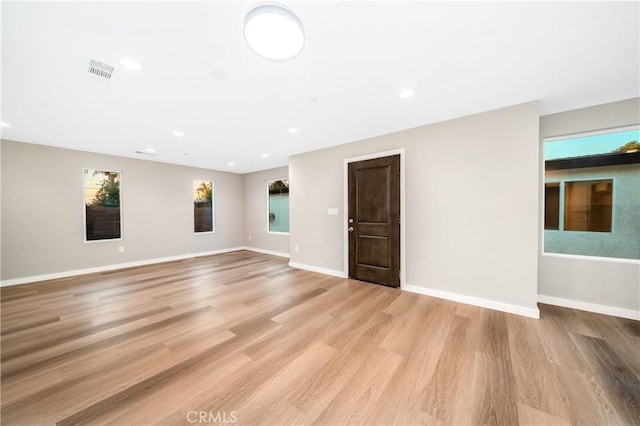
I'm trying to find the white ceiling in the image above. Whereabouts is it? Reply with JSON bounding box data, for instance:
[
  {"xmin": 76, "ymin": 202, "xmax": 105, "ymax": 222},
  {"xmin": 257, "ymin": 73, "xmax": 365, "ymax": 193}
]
[{"xmin": 2, "ymin": 1, "xmax": 638, "ymax": 174}]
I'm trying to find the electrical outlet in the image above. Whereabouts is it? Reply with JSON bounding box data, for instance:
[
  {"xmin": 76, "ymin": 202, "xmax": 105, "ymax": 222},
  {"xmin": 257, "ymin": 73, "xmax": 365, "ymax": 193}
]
[
  {"xmin": 248, "ymin": 235, "xmax": 252, "ymax": 240},
  {"xmin": 294, "ymin": 244, "xmax": 300, "ymax": 253},
  {"xmin": 118, "ymin": 246, "xmax": 125, "ymax": 253}
]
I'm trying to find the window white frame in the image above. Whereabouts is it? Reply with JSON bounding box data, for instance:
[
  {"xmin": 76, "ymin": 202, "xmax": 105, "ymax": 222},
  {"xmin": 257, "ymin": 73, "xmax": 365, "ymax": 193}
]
[
  {"xmin": 541, "ymin": 125, "xmax": 640, "ymax": 263},
  {"xmin": 266, "ymin": 177, "xmax": 289, "ymax": 235},
  {"xmin": 83, "ymin": 168, "xmax": 123, "ymax": 243},
  {"xmin": 193, "ymin": 179, "xmax": 215, "ymax": 234},
  {"xmin": 543, "ymin": 124, "xmax": 639, "ymax": 143}
]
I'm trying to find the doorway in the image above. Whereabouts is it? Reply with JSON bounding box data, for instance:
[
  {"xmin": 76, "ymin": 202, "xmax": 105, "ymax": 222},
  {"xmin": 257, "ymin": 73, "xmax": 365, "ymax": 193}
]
[{"xmin": 346, "ymin": 153, "xmax": 401, "ymax": 287}]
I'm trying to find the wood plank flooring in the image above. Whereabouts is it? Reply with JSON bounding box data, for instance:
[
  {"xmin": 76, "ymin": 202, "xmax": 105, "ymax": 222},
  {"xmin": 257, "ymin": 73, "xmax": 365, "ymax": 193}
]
[{"xmin": 1, "ymin": 250, "xmax": 639, "ymax": 425}]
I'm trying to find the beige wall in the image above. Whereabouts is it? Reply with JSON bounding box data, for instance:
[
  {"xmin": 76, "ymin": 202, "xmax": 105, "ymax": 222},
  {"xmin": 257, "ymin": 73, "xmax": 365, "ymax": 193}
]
[
  {"xmin": 4, "ymin": 98, "xmax": 636, "ymax": 319},
  {"xmin": 289, "ymin": 102, "xmax": 540, "ymax": 315},
  {"xmin": 243, "ymin": 166, "xmax": 289, "ymax": 255},
  {"xmin": 539, "ymin": 98, "xmax": 640, "ymax": 317},
  {"xmin": 1, "ymin": 140, "xmax": 244, "ymax": 281}
]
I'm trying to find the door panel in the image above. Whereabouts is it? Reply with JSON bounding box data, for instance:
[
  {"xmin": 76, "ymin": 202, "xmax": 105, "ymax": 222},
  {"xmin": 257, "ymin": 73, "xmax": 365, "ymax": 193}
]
[
  {"xmin": 348, "ymin": 154, "xmax": 400, "ymax": 287},
  {"xmin": 357, "ymin": 235, "xmax": 390, "ymax": 268}
]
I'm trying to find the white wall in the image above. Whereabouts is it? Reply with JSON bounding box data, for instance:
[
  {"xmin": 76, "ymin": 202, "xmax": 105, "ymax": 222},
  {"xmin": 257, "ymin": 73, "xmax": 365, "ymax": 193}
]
[
  {"xmin": 242, "ymin": 166, "xmax": 289, "ymax": 256},
  {"xmin": 289, "ymin": 102, "xmax": 541, "ymax": 318},
  {"xmin": 539, "ymin": 98, "xmax": 640, "ymax": 320},
  {"xmin": 1, "ymin": 140, "xmax": 245, "ymax": 283}
]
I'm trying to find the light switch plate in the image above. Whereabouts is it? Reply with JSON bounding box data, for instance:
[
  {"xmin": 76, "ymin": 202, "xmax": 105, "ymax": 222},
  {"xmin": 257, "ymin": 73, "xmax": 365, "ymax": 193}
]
[{"xmin": 328, "ymin": 208, "xmax": 338, "ymax": 216}]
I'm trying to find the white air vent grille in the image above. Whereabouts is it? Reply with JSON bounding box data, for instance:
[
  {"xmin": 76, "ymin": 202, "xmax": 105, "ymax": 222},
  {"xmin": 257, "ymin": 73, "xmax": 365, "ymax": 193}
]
[{"xmin": 88, "ymin": 60, "xmax": 114, "ymax": 79}]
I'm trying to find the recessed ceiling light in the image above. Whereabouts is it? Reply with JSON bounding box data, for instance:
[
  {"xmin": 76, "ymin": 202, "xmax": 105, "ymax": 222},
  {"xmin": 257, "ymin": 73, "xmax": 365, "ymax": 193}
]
[
  {"xmin": 172, "ymin": 130, "xmax": 184, "ymax": 138},
  {"xmin": 145, "ymin": 148, "xmax": 156, "ymax": 153},
  {"xmin": 0, "ymin": 122, "xmax": 11, "ymax": 128},
  {"xmin": 120, "ymin": 58, "xmax": 142, "ymax": 72},
  {"xmin": 288, "ymin": 127, "xmax": 299, "ymax": 134},
  {"xmin": 210, "ymin": 70, "xmax": 227, "ymax": 80},
  {"xmin": 244, "ymin": 5, "xmax": 304, "ymax": 61},
  {"xmin": 227, "ymin": 162, "xmax": 235, "ymax": 167},
  {"xmin": 262, "ymin": 153, "xmax": 270, "ymax": 158},
  {"xmin": 399, "ymin": 88, "xmax": 415, "ymax": 98}
]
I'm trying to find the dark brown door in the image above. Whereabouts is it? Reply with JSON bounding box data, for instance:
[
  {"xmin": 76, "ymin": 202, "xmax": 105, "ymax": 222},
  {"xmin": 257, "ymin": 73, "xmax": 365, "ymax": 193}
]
[{"xmin": 348, "ymin": 154, "xmax": 400, "ymax": 287}]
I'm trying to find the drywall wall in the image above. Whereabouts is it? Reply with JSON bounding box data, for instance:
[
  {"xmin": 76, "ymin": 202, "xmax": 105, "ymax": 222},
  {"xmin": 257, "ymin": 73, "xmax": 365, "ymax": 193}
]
[
  {"xmin": 539, "ymin": 98, "xmax": 640, "ymax": 319},
  {"xmin": 243, "ymin": 166, "xmax": 289, "ymax": 256},
  {"xmin": 1, "ymin": 140, "xmax": 244, "ymax": 282},
  {"xmin": 289, "ymin": 101, "xmax": 540, "ymax": 317}
]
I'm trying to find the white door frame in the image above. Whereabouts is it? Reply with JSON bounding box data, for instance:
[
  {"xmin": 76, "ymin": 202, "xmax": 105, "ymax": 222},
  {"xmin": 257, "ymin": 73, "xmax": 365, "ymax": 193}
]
[{"xmin": 343, "ymin": 148, "xmax": 406, "ymax": 287}]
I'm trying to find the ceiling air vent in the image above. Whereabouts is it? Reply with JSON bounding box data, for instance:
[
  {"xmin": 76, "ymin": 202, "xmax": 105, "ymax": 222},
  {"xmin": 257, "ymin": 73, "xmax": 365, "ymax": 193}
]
[{"xmin": 88, "ymin": 60, "xmax": 114, "ymax": 79}]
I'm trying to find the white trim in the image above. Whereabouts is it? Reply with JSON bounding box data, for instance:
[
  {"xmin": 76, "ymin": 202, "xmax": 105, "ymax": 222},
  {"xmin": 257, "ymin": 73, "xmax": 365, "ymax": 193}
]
[
  {"xmin": 284, "ymin": 263, "xmax": 540, "ymax": 319},
  {"xmin": 242, "ymin": 246, "xmax": 290, "ymax": 258},
  {"xmin": 541, "ymin": 252, "xmax": 640, "ymax": 264},
  {"xmin": 288, "ymin": 261, "xmax": 348, "ymax": 278},
  {"xmin": 538, "ymin": 294, "xmax": 639, "ymax": 321},
  {"xmin": 402, "ymin": 284, "xmax": 541, "ymax": 319},
  {"xmin": 0, "ymin": 247, "xmax": 245, "ymax": 287},
  {"xmin": 343, "ymin": 148, "xmax": 406, "ymax": 285},
  {"xmin": 542, "ymin": 123, "xmax": 639, "ymax": 143}
]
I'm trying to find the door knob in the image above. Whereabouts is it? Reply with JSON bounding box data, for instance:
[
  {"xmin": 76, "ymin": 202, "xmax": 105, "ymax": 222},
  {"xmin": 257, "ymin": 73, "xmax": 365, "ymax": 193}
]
[
  {"xmin": 348, "ymin": 218, "xmax": 354, "ymax": 223},
  {"xmin": 348, "ymin": 227, "xmax": 354, "ymax": 232}
]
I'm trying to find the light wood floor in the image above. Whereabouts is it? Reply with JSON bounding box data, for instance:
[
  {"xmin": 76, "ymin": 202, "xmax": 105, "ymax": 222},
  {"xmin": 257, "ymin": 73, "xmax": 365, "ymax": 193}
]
[{"xmin": 1, "ymin": 251, "xmax": 638, "ymax": 426}]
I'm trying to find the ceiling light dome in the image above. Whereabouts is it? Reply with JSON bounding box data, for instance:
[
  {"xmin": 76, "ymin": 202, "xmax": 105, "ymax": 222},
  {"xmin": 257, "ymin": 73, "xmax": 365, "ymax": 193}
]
[{"xmin": 244, "ymin": 4, "xmax": 304, "ymax": 61}]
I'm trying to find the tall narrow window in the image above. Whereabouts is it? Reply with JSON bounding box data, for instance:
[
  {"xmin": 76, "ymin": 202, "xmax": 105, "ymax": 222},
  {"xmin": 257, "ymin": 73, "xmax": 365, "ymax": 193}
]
[
  {"xmin": 193, "ymin": 180, "xmax": 214, "ymax": 233},
  {"xmin": 564, "ymin": 180, "xmax": 612, "ymax": 232},
  {"xmin": 84, "ymin": 169, "xmax": 121, "ymax": 241},
  {"xmin": 544, "ymin": 183, "xmax": 560, "ymax": 230},
  {"xmin": 268, "ymin": 178, "xmax": 289, "ymax": 233}
]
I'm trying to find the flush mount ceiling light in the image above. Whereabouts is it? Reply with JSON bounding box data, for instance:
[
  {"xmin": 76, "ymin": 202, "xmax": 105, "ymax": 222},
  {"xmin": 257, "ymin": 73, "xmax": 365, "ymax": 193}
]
[
  {"xmin": 399, "ymin": 88, "xmax": 415, "ymax": 98},
  {"xmin": 172, "ymin": 130, "xmax": 184, "ymax": 138},
  {"xmin": 0, "ymin": 122, "xmax": 11, "ymax": 128},
  {"xmin": 244, "ymin": 4, "xmax": 304, "ymax": 61},
  {"xmin": 288, "ymin": 127, "xmax": 299, "ymax": 134}
]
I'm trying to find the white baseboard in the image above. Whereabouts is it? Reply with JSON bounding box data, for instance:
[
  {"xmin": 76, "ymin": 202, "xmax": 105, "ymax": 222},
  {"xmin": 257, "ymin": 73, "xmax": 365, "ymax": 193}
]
[
  {"xmin": 288, "ymin": 262, "xmax": 348, "ymax": 278},
  {"xmin": 403, "ymin": 284, "xmax": 541, "ymax": 319},
  {"xmin": 242, "ymin": 246, "xmax": 290, "ymax": 258},
  {"xmin": 283, "ymin": 265, "xmax": 539, "ymax": 319},
  {"xmin": 0, "ymin": 247, "xmax": 246, "ymax": 287},
  {"xmin": 538, "ymin": 294, "xmax": 640, "ymax": 321}
]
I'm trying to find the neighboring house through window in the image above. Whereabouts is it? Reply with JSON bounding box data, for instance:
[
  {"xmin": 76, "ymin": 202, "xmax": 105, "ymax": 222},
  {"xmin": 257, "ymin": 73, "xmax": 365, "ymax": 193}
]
[{"xmin": 543, "ymin": 126, "xmax": 640, "ymax": 260}]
